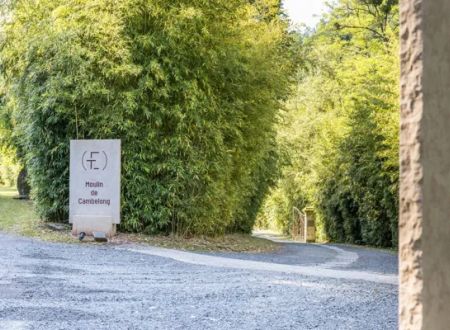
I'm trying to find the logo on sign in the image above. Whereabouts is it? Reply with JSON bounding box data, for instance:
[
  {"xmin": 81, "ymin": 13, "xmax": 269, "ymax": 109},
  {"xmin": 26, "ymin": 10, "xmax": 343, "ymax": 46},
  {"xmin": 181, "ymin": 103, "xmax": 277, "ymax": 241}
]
[{"xmin": 82, "ymin": 151, "xmax": 108, "ymax": 171}]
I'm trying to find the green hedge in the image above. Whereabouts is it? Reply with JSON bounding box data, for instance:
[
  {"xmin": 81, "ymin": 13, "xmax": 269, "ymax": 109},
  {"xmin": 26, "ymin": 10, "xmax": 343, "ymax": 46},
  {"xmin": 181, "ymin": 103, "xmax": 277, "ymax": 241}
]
[{"xmin": 1, "ymin": 0, "xmax": 293, "ymax": 235}]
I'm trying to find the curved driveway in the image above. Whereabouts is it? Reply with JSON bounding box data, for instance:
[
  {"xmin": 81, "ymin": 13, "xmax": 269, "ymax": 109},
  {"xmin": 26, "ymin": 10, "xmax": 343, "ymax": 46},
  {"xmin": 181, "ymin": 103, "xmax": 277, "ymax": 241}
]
[{"xmin": 0, "ymin": 232, "xmax": 398, "ymax": 330}]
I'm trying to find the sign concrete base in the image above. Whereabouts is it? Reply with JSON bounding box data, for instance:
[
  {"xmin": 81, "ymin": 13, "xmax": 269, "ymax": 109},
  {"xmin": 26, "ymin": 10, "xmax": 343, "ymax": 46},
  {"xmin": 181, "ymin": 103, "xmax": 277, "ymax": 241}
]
[{"xmin": 71, "ymin": 215, "xmax": 116, "ymax": 238}]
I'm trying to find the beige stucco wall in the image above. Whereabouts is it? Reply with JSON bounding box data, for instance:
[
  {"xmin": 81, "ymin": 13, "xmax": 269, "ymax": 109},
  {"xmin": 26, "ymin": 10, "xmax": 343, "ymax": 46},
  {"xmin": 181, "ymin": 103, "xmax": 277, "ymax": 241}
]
[{"xmin": 400, "ymin": 0, "xmax": 450, "ymax": 329}]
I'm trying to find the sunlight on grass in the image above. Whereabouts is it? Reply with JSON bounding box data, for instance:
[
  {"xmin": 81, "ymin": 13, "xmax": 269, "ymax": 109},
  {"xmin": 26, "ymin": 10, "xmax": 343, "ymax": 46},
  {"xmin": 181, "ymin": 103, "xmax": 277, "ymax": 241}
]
[
  {"xmin": 0, "ymin": 185, "xmax": 279, "ymax": 252},
  {"xmin": 0, "ymin": 185, "xmax": 74, "ymax": 242},
  {"xmin": 0, "ymin": 185, "xmax": 37, "ymax": 233}
]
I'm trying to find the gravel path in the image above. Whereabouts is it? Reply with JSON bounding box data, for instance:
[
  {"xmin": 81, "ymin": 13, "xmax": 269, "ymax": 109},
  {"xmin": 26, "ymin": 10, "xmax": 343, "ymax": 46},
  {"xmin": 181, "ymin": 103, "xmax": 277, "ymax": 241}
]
[{"xmin": 0, "ymin": 232, "xmax": 398, "ymax": 330}]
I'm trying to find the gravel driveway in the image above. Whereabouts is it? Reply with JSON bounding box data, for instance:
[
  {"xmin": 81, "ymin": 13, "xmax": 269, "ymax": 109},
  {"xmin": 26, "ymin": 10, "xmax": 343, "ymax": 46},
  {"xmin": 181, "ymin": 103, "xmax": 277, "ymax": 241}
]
[{"xmin": 0, "ymin": 232, "xmax": 398, "ymax": 330}]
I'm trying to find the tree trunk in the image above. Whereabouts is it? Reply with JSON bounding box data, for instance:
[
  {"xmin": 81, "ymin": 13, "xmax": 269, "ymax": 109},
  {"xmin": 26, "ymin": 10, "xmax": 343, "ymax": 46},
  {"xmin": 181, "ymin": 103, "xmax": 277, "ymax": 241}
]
[{"xmin": 16, "ymin": 168, "xmax": 30, "ymax": 199}]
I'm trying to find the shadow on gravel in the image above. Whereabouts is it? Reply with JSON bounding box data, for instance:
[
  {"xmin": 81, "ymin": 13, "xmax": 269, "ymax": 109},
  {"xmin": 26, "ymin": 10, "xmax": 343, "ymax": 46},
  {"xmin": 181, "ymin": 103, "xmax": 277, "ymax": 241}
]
[
  {"xmin": 22, "ymin": 252, "xmax": 68, "ymax": 261},
  {"xmin": 201, "ymin": 243, "xmax": 338, "ymax": 266},
  {"xmin": 0, "ymin": 307, "xmax": 98, "ymax": 322},
  {"xmin": 199, "ymin": 242, "xmax": 398, "ymax": 275},
  {"xmin": 328, "ymin": 244, "xmax": 398, "ymax": 274}
]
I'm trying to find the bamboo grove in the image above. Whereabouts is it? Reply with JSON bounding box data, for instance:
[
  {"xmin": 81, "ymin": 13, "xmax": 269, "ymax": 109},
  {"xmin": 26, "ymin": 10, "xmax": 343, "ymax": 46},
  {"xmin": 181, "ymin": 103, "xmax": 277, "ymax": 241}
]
[
  {"xmin": 258, "ymin": 0, "xmax": 399, "ymax": 247},
  {"xmin": 0, "ymin": 0, "xmax": 400, "ymax": 246}
]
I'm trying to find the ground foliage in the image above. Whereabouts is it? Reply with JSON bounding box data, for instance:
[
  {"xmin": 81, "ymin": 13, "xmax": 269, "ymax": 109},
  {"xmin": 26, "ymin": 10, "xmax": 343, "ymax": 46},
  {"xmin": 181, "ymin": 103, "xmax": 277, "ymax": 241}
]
[
  {"xmin": 258, "ymin": 0, "xmax": 399, "ymax": 247},
  {"xmin": 0, "ymin": 0, "xmax": 294, "ymax": 235}
]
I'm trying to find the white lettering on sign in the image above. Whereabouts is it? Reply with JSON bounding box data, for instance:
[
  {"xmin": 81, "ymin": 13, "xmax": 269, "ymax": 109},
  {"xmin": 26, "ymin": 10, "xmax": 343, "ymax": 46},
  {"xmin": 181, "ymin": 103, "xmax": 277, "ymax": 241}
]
[{"xmin": 69, "ymin": 140, "xmax": 121, "ymax": 224}]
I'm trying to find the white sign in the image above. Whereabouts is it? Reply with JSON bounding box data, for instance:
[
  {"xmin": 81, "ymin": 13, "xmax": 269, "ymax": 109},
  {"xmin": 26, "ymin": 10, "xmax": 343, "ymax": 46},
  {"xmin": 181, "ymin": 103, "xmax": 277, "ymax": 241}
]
[{"xmin": 69, "ymin": 140, "xmax": 121, "ymax": 224}]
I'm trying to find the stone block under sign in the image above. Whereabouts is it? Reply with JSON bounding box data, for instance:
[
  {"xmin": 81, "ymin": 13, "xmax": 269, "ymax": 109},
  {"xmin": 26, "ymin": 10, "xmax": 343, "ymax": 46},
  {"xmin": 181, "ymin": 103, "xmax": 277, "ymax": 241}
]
[{"xmin": 69, "ymin": 140, "xmax": 121, "ymax": 238}]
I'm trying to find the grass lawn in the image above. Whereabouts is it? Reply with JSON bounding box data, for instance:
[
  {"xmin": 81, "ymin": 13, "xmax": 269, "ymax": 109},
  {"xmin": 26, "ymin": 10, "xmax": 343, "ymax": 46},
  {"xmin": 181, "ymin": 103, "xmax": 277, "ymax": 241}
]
[
  {"xmin": 0, "ymin": 185, "xmax": 40, "ymax": 234},
  {"xmin": 0, "ymin": 185, "xmax": 280, "ymax": 253}
]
